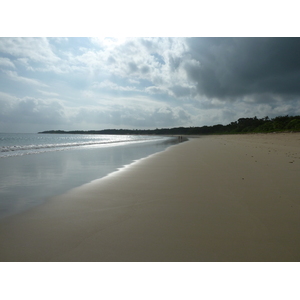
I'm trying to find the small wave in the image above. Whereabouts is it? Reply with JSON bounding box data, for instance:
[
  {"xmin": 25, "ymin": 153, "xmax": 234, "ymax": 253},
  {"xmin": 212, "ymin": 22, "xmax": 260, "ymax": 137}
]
[
  {"xmin": 1, "ymin": 141, "xmax": 118, "ymax": 152},
  {"xmin": 0, "ymin": 136, "xmax": 169, "ymax": 158}
]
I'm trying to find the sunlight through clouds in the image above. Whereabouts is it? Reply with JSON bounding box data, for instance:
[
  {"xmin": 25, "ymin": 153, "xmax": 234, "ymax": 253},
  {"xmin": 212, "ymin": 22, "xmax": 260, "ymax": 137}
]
[{"xmin": 1, "ymin": 37, "xmax": 300, "ymax": 132}]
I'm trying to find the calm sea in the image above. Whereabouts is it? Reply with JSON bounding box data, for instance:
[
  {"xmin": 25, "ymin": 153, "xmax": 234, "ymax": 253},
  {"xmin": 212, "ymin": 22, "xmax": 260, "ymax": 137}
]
[{"xmin": 0, "ymin": 133, "xmax": 180, "ymax": 219}]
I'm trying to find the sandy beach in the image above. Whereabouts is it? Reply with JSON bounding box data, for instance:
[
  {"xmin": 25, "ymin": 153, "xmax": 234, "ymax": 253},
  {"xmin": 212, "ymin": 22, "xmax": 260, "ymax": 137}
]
[{"xmin": 1, "ymin": 133, "xmax": 300, "ymax": 262}]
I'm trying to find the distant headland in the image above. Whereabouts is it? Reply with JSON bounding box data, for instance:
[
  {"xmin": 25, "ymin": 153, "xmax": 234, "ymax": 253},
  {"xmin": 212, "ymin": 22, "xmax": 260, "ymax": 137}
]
[{"xmin": 39, "ymin": 115, "xmax": 300, "ymax": 135}]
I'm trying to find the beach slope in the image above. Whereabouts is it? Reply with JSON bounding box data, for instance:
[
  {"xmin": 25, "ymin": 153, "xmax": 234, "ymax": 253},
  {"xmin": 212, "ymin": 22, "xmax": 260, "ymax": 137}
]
[{"xmin": 1, "ymin": 133, "xmax": 300, "ymax": 261}]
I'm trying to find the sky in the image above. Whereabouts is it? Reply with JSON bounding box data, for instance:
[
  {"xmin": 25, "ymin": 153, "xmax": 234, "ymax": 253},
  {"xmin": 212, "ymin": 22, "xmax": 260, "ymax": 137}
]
[{"xmin": 1, "ymin": 37, "xmax": 300, "ymax": 133}]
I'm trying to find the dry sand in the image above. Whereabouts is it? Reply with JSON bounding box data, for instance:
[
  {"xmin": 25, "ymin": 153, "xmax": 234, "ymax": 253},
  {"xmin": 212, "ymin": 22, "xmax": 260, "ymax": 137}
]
[{"xmin": 1, "ymin": 133, "xmax": 300, "ymax": 262}]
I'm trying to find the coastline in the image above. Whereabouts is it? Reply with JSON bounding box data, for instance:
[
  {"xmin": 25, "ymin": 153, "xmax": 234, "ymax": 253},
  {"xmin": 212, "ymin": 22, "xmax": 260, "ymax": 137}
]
[
  {"xmin": 1, "ymin": 133, "xmax": 300, "ymax": 261},
  {"xmin": 0, "ymin": 134, "xmax": 178, "ymax": 219}
]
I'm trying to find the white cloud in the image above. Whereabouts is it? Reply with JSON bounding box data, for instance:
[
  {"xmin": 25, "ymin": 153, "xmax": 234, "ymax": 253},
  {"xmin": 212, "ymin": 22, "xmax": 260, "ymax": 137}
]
[
  {"xmin": 77, "ymin": 38, "xmax": 194, "ymax": 99},
  {"xmin": 0, "ymin": 93, "xmax": 67, "ymax": 132},
  {"xmin": 16, "ymin": 58, "xmax": 35, "ymax": 71},
  {"xmin": 3, "ymin": 70, "xmax": 48, "ymax": 87},
  {"xmin": 145, "ymin": 86, "xmax": 169, "ymax": 95},
  {"xmin": 92, "ymin": 80, "xmax": 141, "ymax": 92},
  {"xmin": 0, "ymin": 92, "xmax": 18, "ymax": 114},
  {"xmin": 0, "ymin": 57, "xmax": 15, "ymax": 69},
  {"xmin": 37, "ymin": 90, "xmax": 60, "ymax": 97},
  {"xmin": 0, "ymin": 37, "xmax": 60, "ymax": 64},
  {"xmin": 90, "ymin": 37, "xmax": 129, "ymax": 50},
  {"xmin": 0, "ymin": 38, "xmax": 196, "ymax": 100}
]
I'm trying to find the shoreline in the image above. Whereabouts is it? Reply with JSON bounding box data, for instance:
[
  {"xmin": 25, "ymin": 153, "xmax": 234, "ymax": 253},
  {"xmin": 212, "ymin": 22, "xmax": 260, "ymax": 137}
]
[
  {"xmin": 1, "ymin": 133, "xmax": 300, "ymax": 261},
  {"xmin": 0, "ymin": 135, "xmax": 179, "ymax": 220}
]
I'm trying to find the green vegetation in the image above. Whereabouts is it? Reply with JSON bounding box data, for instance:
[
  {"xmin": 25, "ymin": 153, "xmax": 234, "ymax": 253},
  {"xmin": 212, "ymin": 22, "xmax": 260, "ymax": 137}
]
[{"xmin": 39, "ymin": 115, "xmax": 300, "ymax": 135}]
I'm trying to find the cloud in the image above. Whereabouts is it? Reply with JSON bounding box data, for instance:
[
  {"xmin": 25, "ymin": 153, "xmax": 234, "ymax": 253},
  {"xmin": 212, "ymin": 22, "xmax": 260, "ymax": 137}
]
[
  {"xmin": 86, "ymin": 38, "xmax": 191, "ymax": 94},
  {"xmin": 0, "ymin": 37, "xmax": 60, "ymax": 64},
  {"xmin": 145, "ymin": 86, "xmax": 169, "ymax": 95},
  {"xmin": 185, "ymin": 37, "xmax": 300, "ymax": 99},
  {"xmin": 0, "ymin": 92, "xmax": 19, "ymax": 114},
  {"xmin": 0, "ymin": 57, "xmax": 15, "ymax": 69},
  {"xmin": 3, "ymin": 70, "xmax": 48, "ymax": 87},
  {"xmin": 169, "ymin": 85, "xmax": 197, "ymax": 98},
  {"xmin": 37, "ymin": 90, "xmax": 60, "ymax": 97},
  {"xmin": 152, "ymin": 106, "xmax": 191, "ymax": 127},
  {"xmin": 16, "ymin": 58, "xmax": 35, "ymax": 71},
  {"xmin": 1, "ymin": 37, "xmax": 300, "ymax": 132},
  {"xmin": 92, "ymin": 80, "xmax": 141, "ymax": 92},
  {"xmin": 0, "ymin": 93, "xmax": 66, "ymax": 132},
  {"xmin": 73, "ymin": 104, "xmax": 192, "ymax": 129}
]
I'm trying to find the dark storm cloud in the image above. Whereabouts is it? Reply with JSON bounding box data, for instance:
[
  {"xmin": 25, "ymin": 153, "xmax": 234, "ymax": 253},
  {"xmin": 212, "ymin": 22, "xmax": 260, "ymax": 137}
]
[{"xmin": 185, "ymin": 37, "xmax": 300, "ymax": 99}]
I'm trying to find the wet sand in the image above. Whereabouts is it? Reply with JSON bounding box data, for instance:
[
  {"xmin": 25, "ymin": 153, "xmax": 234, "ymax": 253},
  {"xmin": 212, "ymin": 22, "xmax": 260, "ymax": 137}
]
[{"xmin": 1, "ymin": 133, "xmax": 300, "ymax": 261}]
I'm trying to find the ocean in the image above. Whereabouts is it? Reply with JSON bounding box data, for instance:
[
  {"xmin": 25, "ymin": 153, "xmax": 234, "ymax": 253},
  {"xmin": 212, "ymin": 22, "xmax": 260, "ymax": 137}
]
[{"xmin": 0, "ymin": 133, "xmax": 180, "ymax": 219}]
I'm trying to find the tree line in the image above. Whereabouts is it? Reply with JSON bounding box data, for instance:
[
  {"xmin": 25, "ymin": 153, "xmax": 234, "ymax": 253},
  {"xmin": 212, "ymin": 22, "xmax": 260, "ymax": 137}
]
[{"xmin": 39, "ymin": 115, "xmax": 300, "ymax": 135}]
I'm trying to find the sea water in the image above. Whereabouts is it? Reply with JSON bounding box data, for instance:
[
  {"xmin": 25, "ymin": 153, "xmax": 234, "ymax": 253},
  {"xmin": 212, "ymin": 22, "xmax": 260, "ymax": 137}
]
[{"xmin": 0, "ymin": 133, "xmax": 180, "ymax": 219}]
